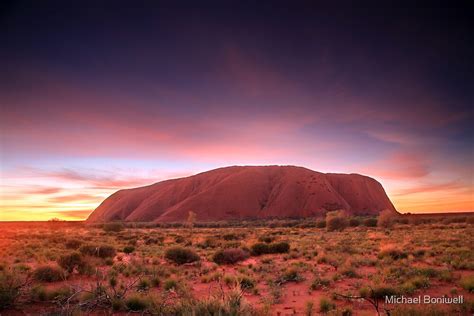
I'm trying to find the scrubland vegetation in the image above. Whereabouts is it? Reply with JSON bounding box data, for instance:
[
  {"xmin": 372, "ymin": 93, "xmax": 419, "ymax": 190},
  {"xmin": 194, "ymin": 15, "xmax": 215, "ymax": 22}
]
[{"xmin": 0, "ymin": 213, "xmax": 473, "ymax": 315}]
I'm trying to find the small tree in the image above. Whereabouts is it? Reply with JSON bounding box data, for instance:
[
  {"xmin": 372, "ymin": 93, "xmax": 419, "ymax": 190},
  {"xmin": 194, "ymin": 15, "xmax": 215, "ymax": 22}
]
[
  {"xmin": 326, "ymin": 211, "xmax": 348, "ymax": 232},
  {"xmin": 186, "ymin": 211, "xmax": 196, "ymax": 237},
  {"xmin": 378, "ymin": 210, "xmax": 396, "ymax": 229}
]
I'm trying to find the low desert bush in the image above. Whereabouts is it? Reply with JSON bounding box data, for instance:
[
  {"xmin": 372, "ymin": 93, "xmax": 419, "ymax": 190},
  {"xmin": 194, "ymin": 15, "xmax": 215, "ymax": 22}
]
[
  {"xmin": 80, "ymin": 244, "xmax": 116, "ymax": 258},
  {"xmin": 238, "ymin": 275, "xmax": 256, "ymax": 290},
  {"xmin": 326, "ymin": 211, "xmax": 348, "ymax": 231},
  {"xmin": 137, "ymin": 278, "xmax": 151, "ymax": 291},
  {"xmin": 213, "ymin": 248, "xmax": 249, "ymax": 265},
  {"xmin": 65, "ymin": 239, "xmax": 82, "ymax": 249},
  {"xmin": 103, "ymin": 222, "xmax": 124, "ymax": 233},
  {"xmin": 364, "ymin": 218, "xmax": 378, "ymax": 227},
  {"xmin": 319, "ymin": 297, "xmax": 335, "ymax": 313},
  {"xmin": 165, "ymin": 247, "xmax": 200, "ymax": 265},
  {"xmin": 163, "ymin": 278, "xmax": 179, "ymax": 291},
  {"xmin": 378, "ymin": 247, "xmax": 408, "ymax": 260},
  {"xmin": 277, "ymin": 268, "xmax": 304, "ymax": 284},
  {"xmin": 197, "ymin": 237, "xmax": 220, "ymax": 249},
  {"xmin": 271, "ymin": 242, "xmax": 290, "ymax": 253},
  {"xmin": 341, "ymin": 267, "xmax": 360, "ymax": 278},
  {"xmin": 125, "ymin": 294, "xmax": 149, "ymax": 311},
  {"xmin": 0, "ymin": 272, "xmax": 23, "ymax": 309},
  {"xmin": 310, "ymin": 276, "xmax": 331, "ymax": 290},
  {"xmin": 378, "ymin": 210, "xmax": 397, "ymax": 228},
  {"xmin": 349, "ymin": 217, "xmax": 360, "ymax": 227},
  {"xmin": 359, "ymin": 285, "xmax": 398, "ymax": 300},
  {"xmin": 30, "ymin": 285, "xmax": 72, "ymax": 302},
  {"xmin": 33, "ymin": 265, "xmax": 65, "ymax": 282},
  {"xmin": 258, "ymin": 235, "xmax": 275, "ymax": 243},
  {"xmin": 316, "ymin": 220, "xmax": 326, "ymax": 228},
  {"xmin": 123, "ymin": 246, "xmax": 135, "ymax": 254},
  {"xmin": 251, "ymin": 243, "xmax": 269, "ymax": 256},
  {"xmin": 251, "ymin": 242, "xmax": 290, "ymax": 256},
  {"xmin": 177, "ymin": 288, "xmax": 255, "ymax": 315},
  {"xmin": 144, "ymin": 236, "xmax": 164, "ymax": 245},
  {"xmin": 57, "ymin": 252, "xmax": 85, "ymax": 273},
  {"xmin": 460, "ymin": 275, "xmax": 474, "ymax": 292},
  {"xmin": 223, "ymin": 233, "xmax": 244, "ymax": 241},
  {"xmin": 174, "ymin": 235, "xmax": 186, "ymax": 243}
]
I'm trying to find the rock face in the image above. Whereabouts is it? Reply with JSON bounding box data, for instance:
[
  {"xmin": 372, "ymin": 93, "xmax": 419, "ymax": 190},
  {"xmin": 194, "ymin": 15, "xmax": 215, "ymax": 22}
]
[{"xmin": 87, "ymin": 166, "xmax": 397, "ymax": 222}]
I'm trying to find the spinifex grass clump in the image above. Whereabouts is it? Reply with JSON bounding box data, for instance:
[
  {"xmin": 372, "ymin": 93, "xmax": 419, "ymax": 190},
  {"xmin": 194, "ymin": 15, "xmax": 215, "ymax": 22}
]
[
  {"xmin": 213, "ymin": 248, "xmax": 249, "ymax": 265},
  {"xmin": 378, "ymin": 246, "xmax": 408, "ymax": 260},
  {"xmin": 164, "ymin": 247, "xmax": 200, "ymax": 265},
  {"xmin": 325, "ymin": 211, "xmax": 349, "ymax": 231},
  {"xmin": 80, "ymin": 244, "xmax": 116, "ymax": 258},
  {"xmin": 0, "ymin": 271, "xmax": 25, "ymax": 310},
  {"xmin": 57, "ymin": 252, "xmax": 86, "ymax": 273},
  {"xmin": 33, "ymin": 265, "xmax": 65, "ymax": 282},
  {"xmin": 250, "ymin": 242, "xmax": 290, "ymax": 256},
  {"xmin": 103, "ymin": 222, "xmax": 124, "ymax": 233}
]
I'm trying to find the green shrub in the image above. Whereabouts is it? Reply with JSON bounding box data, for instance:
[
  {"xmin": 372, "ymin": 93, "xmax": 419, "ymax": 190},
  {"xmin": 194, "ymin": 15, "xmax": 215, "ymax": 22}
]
[
  {"xmin": 378, "ymin": 247, "xmax": 408, "ymax": 260},
  {"xmin": 258, "ymin": 236, "xmax": 275, "ymax": 243},
  {"xmin": 310, "ymin": 277, "xmax": 331, "ymax": 290},
  {"xmin": 165, "ymin": 247, "xmax": 200, "ymax": 265},
  {"xmin": 360, "ymin": 285, "xmax": 398, "ymax": 300},
  {"xmin": 213, "ymin": 248, "xmax": 249, "ymax": 265},
  {"xmin": 151, "ymin": 277, "xmax": 160, "ymax": 287},
  {"xmin": 43, "ymin": 286, "xmax": 72, "ymax": 301},
  {"xmin": 349, "ymin": 218, "xmax": 360, "ymax": 227},
  {"xmin": 80, "ymin": 244, "xmax": 116, "ymax": 258},
  {"xmin": 319, "ymin": 297, "xmax": 335, "ymax": 313},
  {"xmin": 125, "ymin": 295, "xmax": 149, "ymax": 311},
  {"xmin": 163, "ymin": 279, "xmax": 179, "ymax": 291},
  {"xmin": 460, "ymin": 275, "xmax": 474, "ymax": 292},
  {"xmin": 197, "ymin": 237, "xmax": 220, "ymax": 249},
  {"xmin": 33, "ymin": 265, "xmax": 65, "ymax": 282},
  {"xmin": 238, "ymin": 275, "xmax": 256, "ymax": 290},
  {"xmin": 251, "ymin": 242, "xmax": 290, "ymax": 256},
  {"xmin": 0, "ymin": 272, "xmax": 22, "ymax": 309},
  {"xmin": 326, "ymin": 211, "xmax": 348, "ymax": 231},
  {"xmin": 65, "ymin": 239, "xmax": 82, "ymax": 249},
  {"xmin": 174, "ymin": 235, "xmax": 186, "ymax": 243},
  {"xmin": 123, "ymin": 246, "xmax": 135, "ymax": 254},
  {"xmin": 364, "ymin": 218, "xmax": 378, "ymax": 227},
  {"xmin": 341, "ymin": 267, "xmax": 359, "ymax": 278},
  {"xmin": 270, "ymin": 242, "xmax": 290, "ymax": 253},
  {"xmin": 378, "ymin": 210, "xmax": 396, "ymax": 228},
  {"xmin": 137, "ymin": 278, "xmax": 150, "ymax": 291},
  {"xmin": 277, "ymin": 268, "xmax": 304, "ymax": 284},
  {"xmin": 57, "ymin": 252, "xmax": 85, "ymax": 273},
  {"xmin": 103, "ymin": 222, "xmax": 124, "ymax": 233},
  {"xmin": 316, "ymin": 220, "xmax": 326, "ymax": 228},
  {"xmin": 251, "ymin": 243, "xmax": 270, "ymax": 256},
  {"xmin": 223, "ymin": 233, "xmax": 243, "ymax": 241},
  {"xmin": 30, "ymin": 285, "xmax": 47, "ymax": 301},
  {"xmin": 112, "ymin": 298, "xmax": 126, "ymax": 311}
]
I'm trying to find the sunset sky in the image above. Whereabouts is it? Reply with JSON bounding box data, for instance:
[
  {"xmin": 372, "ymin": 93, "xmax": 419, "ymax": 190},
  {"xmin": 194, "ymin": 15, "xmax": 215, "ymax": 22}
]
[{"xmin": 1, "ymin": 2, "xmax": 473, "ymax": 220}]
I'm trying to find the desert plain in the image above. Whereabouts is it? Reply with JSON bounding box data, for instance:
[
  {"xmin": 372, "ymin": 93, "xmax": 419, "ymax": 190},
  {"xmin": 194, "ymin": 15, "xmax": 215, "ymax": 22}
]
[{"xmin": 0, "ymin": 213, "xmax": 473, "ymax": 315}]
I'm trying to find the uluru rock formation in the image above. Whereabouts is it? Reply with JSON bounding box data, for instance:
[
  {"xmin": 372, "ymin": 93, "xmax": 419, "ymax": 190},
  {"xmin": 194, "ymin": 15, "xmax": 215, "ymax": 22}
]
[{"xmin": 87, "ymin": 166, "xmax": 397, "ymax": 222}]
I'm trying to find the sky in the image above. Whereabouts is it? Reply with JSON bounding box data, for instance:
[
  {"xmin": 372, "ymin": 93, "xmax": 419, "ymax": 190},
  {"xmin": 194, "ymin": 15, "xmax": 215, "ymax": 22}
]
[{"xmin": 1, "ymin": 2, "xmax": 473, "ymax": 220}]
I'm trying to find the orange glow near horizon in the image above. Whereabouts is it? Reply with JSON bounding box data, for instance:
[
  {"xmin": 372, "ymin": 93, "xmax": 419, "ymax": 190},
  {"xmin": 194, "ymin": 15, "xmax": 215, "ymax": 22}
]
[{"xmin": 1, "ymin": 165, "xmax": 472, "ymax": 221}]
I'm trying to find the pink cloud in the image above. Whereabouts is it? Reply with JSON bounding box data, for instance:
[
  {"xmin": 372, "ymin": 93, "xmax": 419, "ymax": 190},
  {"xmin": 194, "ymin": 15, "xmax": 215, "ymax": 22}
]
[
  {"xmin": 361, "ymin": 150, "xmax": 431, "ymax": 180},
  {"xmin": 393, "ymin": 181, "xmax": 470, "ymax": 196},
  {"xmin": 49, "ymin": 193, "xmax": 100, "ymax": 203}
]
